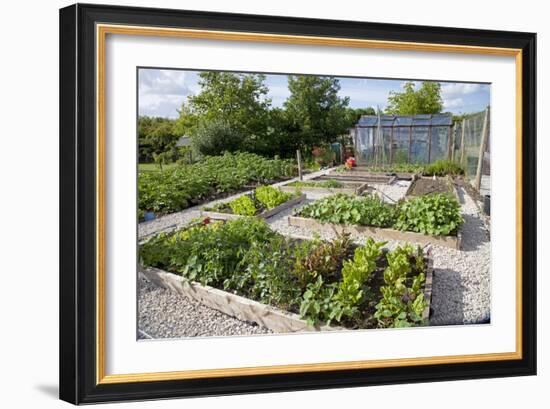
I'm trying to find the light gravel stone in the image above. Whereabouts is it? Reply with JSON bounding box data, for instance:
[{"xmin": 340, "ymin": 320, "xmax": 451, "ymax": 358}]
[{"xmin": 138, "ymin": 277, "xmax": 272, "ymax": 339}]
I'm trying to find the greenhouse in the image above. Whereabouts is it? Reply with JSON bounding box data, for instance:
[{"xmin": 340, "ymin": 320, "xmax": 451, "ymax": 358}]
[{"xmin": 353, "ymin": 113, "xmax": 453, "ymax": 165}]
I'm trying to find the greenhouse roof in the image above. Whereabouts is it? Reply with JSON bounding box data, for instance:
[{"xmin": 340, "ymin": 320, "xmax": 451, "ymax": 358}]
[{"xmin": 356, "ymin": 113, "xmax": 453, "ymax": 127}]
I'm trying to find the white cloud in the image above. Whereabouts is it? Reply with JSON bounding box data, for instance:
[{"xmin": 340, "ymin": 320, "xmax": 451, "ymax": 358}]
[
  {"xmin": 138, "ymin": 69, "xmax": 196, "ymax": 118},
  {"xmin": 441, "ymin": 83, "xmax": 482, "ymax": 99},
  {"xmin": 443, "ymin": 97, "xmax": 465, "ymax": 109}
]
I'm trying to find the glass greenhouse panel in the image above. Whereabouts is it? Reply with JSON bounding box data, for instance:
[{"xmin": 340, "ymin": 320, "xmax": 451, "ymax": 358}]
[
  {"xmin": 392, "ymin": 127, "xmax": 410, "ymax": 164},
  {"xmin": 430, "ymin": 126, "xmax": 449, "ymax": 162},
  {"xmin": 411, "ymin": 126, "xmax": 429, "ymax": 164}
]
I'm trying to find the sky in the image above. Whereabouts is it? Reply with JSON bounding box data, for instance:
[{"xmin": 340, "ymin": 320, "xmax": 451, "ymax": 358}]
[{"xmin": 138, "ymin": 68, "xmax": 491, "ymax": 119}]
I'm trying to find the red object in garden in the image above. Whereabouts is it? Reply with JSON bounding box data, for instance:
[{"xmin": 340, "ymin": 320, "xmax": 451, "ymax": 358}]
[
  {"xmin": 345, "ymin": 157, "xmax": 357, "ymax": 168},
  {"xmin": 202, "ymin": 217, "xmax": 211, "ymax": 225}
]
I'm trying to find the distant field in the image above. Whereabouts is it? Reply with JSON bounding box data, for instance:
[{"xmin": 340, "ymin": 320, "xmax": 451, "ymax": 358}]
[{"xmin": 138, "ymin": 163, "xmax": 179, "ymax": 172}]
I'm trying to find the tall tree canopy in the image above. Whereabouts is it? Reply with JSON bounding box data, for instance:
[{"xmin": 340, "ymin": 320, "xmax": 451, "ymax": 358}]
[
  {"xmin": 188, "ymin": 72, "xmax": 270, "ymax": 135},
  {"xmin": 284, "ymin": 75, "xmax": 350, "ymax": 149},
  {"xmin": 386, "ymin": 81, "xmax": 443, "ymax": 115},
  {"xmin": 138, "ymin": 116, "xmax": 179, "ymax": 165}
]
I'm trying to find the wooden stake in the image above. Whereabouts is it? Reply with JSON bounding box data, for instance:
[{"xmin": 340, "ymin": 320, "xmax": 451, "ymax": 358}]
[
  {"xmin": 475, "ymin": 106, "xmax": 490, "ymax": 191},
  {"xmin": 460, "ymin": 118, "xmax": 466, "ymax": 165},
  {"xmin": 296, "ymin": 149, "xmax": 303, "ymax": 181}
]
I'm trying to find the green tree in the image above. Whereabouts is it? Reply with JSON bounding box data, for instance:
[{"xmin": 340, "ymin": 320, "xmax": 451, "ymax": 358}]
[
  {"xmin": 190, "ymin": 118, "xmax": 244, "ymax": 156},
  {"xmin": 284, "ymin": 75, "xmax": 350, "ymax": 151},
  {"xmin": 187, "ymin": 72, "xmax": 271, "ymax": 151},
  {"xmin": 386, "ymin": 82, "xmax": 443, "ymax": 115},
  {"xmin": 138, "ymin": 116, "xmax": 179, "ymax": 167}
]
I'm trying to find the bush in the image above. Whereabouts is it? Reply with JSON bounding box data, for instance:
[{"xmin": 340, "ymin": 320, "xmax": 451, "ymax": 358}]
[
  {"xmin": 191, "ymin": 118, "xmax": 245, "ymax": 156},
  {"xmin": 423, "ymin": 160, "xmax": 464, "ymax": 176}
]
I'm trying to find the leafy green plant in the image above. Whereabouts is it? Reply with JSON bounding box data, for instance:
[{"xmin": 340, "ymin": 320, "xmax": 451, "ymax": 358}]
[
  {"xmin": 423, "ymin": 160, "xmax": 464, "ymax": 177},
  {"xmin": 374, "ymin": 244, "xmax": 428, "ymax": 328},
  {"xmin": 254, "ymin": 185, "xmax": 293, "ymax": 210},
  {"xmin": 394, "ymin": 193, "xmax": 463, "ymax": 235},
  {"xmin": 229, "ymin": 195, "xmax": 257, "ymax": 216},
  {"xmin": 295, "ymin": 194, "xmax": 395, "ymax": 227},
  {"xmin": 138, "ymin": 152, "xmax": 296, "ymax": 216}
]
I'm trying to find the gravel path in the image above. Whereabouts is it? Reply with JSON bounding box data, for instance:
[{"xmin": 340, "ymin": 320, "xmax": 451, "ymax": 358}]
[
  {"xmin": 138, "ymin": 177, "xmax": 490, "ymax": 338},
  {"xmin": 428, "ymin": 185, "xmax": 491, "ymax": 325},
  {"xmin": 138, "ymin": 277, "xmax": 272, "ymax": 339}
]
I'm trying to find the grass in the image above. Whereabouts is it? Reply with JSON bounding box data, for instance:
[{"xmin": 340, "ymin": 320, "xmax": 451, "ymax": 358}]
[{"xmin": 138, "ymin": 163, "xmax": 179, "ymax": 172}]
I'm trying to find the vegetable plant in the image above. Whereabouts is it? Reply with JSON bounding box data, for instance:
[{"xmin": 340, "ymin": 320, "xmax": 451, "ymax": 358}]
[{"xmin": 229, "ymin": 195, "xmax": 257, "ymax": 216}]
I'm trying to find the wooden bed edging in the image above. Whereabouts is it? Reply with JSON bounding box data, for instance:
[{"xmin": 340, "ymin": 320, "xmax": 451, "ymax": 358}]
[
  {"xmin": 287, "ymin": 216, "xmax": 461, "ymax": 250},
  {"xmin": 201, "ymin": 194, "xmax": 306, "ymax": 221},
  {"xmin": 139, "ymin": 265, "xmax": 343, "ymax": 333},
  {"xmin": 423, "ymin": 253, "xmax": 434, "ymax": 321},
  {"xmin": 279, "ymin": 183, "xmax": 368, "ymax": 196}
]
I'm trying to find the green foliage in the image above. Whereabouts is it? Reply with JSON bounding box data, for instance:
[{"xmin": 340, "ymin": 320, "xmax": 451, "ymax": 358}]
[
  {"xmin": 140, "ymin": 219, "xmax": 430, "ymax": 330},
  {"xmin": 188, "ymin": 72, "xmax": 270, "ymax": 143},
  {"xmin": 386, "ymin": 81, "xmax": 443, "ymax": 115},
  {"xmin": 293, "ymin": 233, "xmax": 353, "ymax": 290},
  {"xmin": 254, "ymin": 185, "xmax": 293, "ymax": 210},
  {"xmin": 296, "ymin": 193, "xmax": 463, "ymax": 237},
  {"xmin": 140, "ymin": 218, "xmax": 276, "ymax": 287},
  {"xmin": 335, "ymin": 163, "xmax": 424, "ymax": 174},
  {"xmin": 423, "ymin": 160, "xmax": 465, "ymax": 176},
  {"xmin": 229, "ymin": 195, "xmax": 257, "ymax": 216},
  {"xmin": 394, "ymin": 193, "xmax": 463, "ymax": 236},
  {"xmin": 374, "ymin": 245, "xmax": 428, "ymax": 328},
  {"xmin": 288, "ymin": 180, "xmax": 344, "ymax": 189},
  {"xmin": 284, "ymin": 75, "xmax": 350, "ymax": 149},
  {"xmin": 138, "ymin": 152, "xmax": 296, "ymax": 215},
  {"xmin": 138, "ymin": 116, "xmax": 180, "ymax": 166},
  {"xmin": 295, "ymin": 194, "xmax": 396, "ymax": 227},
  {"xmin": 190, "ymin": 118, "xmax": 244, "ymax": 156}
]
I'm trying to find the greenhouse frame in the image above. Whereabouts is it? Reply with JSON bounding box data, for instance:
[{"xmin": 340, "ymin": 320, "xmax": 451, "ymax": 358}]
[{"xmin": 353, "ymin": 113, "xmax": 454, "ymax": 165}]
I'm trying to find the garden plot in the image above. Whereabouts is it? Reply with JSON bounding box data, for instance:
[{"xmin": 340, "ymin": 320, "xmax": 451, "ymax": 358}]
[
  {"xmin": 139, "ymin": 218, "xmax": 433, "ymax": 333},
  {"xmin": 287, "ymin": 193, "xmax": 463, "ymax": 249},
  {"xmin": 201, "ymin": 185, "xmax": 305, "ymax": 221},
  {"xmin": 279, "ymin": 178, "xmax": 368, "ymax": 196}
]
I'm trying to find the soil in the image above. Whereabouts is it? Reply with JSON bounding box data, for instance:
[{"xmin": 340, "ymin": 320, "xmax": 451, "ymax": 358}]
[{"xmin": 409, "ymin": 177, "xmax": 452, "ymax": 196}]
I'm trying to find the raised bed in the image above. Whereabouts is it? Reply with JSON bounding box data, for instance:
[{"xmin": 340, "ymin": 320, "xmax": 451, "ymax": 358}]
[
  {"xmin": 287, "ymin": 215, "xmax": 461, "ymax": 249},
  {"xmin": 330, "ymin": 168, "xmax": 418, "ymax": 182},
  {"xmin": 280, "ymin": 181, "xmax": 368, "ymax": 196},
  {"xmin": 201, "ymin": 193, "xmax": 305, "ymax": 221},
  {"xmin": 139, "ymin": 265, "xmax": 342, "ymax": 333},
  {"xmin": 316, "ymin": 173, "xmax": 397, "ymax": 184},
  {"xmin": 406, "ymin": 175, "xmax": 459, "ymax": 201},
  {"xmin": 139, "ymin": 254, "xmax": 433, "ymax": 332}
]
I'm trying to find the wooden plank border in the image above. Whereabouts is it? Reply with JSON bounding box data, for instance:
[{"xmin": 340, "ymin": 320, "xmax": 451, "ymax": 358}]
[
  {"xmin": 202, "ymin": 194, "xmax": 306, "ymax": 221},
  {"xmin": 139, "ymin": 266, "xmax": 343, "ymax": 333},
  {"xmin": 287, "ymin": 216, "xmax": 462, "ymax": 249},
  {"xmin": 280, "ymin": 184, "xmax": 368, "ymax": 196}
]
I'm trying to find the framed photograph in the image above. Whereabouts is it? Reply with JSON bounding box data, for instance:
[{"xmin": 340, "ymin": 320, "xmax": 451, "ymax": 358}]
[{"xmin": 59, "ymin": 3, "xmax": 536, "ymax": 404}]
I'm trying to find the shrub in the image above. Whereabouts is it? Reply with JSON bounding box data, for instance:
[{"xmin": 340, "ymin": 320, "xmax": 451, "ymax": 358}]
[
  {"xmin": 423, "ymin": 160, "xmax": 464, "ymax": 176},
  {"xmin": 394, "ymin": 193, "xmax": 463, "ymax": 236},
  {"xmin": 190, "ymin": 118, "xmax": 244, "ymax": 156}
]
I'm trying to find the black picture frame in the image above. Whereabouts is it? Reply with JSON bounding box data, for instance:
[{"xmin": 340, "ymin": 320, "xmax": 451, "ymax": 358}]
[{"xmin": 59, "ymin": 3, "xmax": 536, "ymax": 404}]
